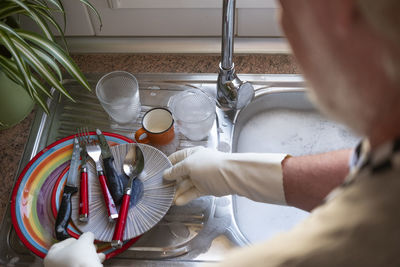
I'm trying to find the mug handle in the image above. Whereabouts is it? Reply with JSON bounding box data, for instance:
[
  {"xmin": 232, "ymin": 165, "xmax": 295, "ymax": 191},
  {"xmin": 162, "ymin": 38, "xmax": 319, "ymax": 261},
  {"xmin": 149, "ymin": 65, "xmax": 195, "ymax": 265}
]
[{"xmin": 135, "ymin": 128, "xmax": 151, "ymax": 144}]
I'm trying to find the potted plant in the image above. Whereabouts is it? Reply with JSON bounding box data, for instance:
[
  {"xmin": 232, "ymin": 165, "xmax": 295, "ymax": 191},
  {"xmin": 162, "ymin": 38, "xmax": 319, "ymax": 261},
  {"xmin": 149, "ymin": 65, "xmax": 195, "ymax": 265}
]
[{"xmin": 0, "ymin": 0, "xmax": 101, "ymax": 129}]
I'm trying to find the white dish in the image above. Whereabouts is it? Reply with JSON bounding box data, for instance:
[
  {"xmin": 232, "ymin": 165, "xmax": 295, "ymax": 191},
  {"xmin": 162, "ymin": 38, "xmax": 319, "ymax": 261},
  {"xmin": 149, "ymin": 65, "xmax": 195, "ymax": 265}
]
[{"xmin": 71, "ymin": 143, "xmax": 175, "ymax": 242}]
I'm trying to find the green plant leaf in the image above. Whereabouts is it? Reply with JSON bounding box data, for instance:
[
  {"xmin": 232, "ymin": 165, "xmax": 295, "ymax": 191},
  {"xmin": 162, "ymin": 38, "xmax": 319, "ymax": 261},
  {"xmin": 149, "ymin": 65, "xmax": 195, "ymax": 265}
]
[
  {"xmin": 80, "ymin": 0, "xmax": 102, "ymax": 30},
  {"xmin": 17, "ymin": 29, "xmax": 92, "ymax": 92},
  {"xmin": 34, "ymin": 6, "xmax": 63, "ymax": 34},
  {"xmin": 30, "ymin": 75, "xmax": 52, "ymax": 98},
  {"xmin": 0, "ymin": 3, "xmax": 51, "ymax": 20},
  {"xmin": 0, "ymin": 55, "xmax": 26, "ymax": 85},
  {"xmin": 10, "ymin": 0, "xmax": 54, "ymax": 41},
  {"xmin": 0, "ymin": 21, "xmax": 56, "ymax": 95},
  {"xmin": 0, "ymin": 30, "xmax": 34, "ymax": 97},
  {"xmin": 42, "ymin": 0, "xmax": 66, "ymax": 31},
  {"xmin": 28, "ymin": 0, "xmax": 47, "ymax": 8},
  {"xmin": 46, "ymin": 0, "xmax": 64, "ymax": 12},
  {"xmin": 0, "ymin": 4, "xmax": 22, "ymax": 20},
  {"xmin": 0, "ymin": 20, "xmax": 27, "ymax": 43},
  {"xmin": 0, "ymin": 0, "xmax": 101, "ymax": 116},
  {"xmin": 33, "ymin": 90, "xmax": 50, "ymax": 114},
  {"xmin": 29, "ymin": 0, "xmax": 48, "ymax": 7},
  {"xmin": 0, "ymin": 54, "xmax": 52, "ymax": 98},
  {"xmin": 8, "ymin": 33, "xmax": 75, "ymax": 101},
  {"xmin": 35, "ymin": 0, "xmax": 64, "ymax": 12},
  {"xmin": 34, "ymin": 6, "xmax": 67, "ymax": 49},
  {"xmin": 31, "ymin": 46, "xmax": 62, "ymax": 80},
  {"xmin": 0, "ymin": 14, "xmax": 62, "ymax": 81},
  {"xmin": 0, "ymin": 3, "xmax": 68, "ymax": 51}
]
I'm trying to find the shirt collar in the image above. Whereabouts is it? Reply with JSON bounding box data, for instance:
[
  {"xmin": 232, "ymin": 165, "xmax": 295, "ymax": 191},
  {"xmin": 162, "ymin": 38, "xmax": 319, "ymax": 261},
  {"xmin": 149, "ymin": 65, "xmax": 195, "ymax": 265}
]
[{"xmin": 349, "ymin": 137, "xmax": 400, "ymax": 176}]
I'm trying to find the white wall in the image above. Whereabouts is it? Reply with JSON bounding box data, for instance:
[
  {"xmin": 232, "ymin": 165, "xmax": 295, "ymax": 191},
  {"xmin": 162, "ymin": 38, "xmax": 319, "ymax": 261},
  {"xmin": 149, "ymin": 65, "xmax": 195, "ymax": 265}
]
[{"xmin": 20, "ymin": 0, "xmax": 288, "ymax": 53}]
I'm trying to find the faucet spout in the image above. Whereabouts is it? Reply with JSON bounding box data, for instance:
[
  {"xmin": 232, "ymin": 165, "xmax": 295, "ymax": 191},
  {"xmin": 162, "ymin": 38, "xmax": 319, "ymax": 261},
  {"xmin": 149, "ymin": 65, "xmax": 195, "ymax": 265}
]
[
  {"xmin": 221, "ymin": 0, "xmax": 235, "ymax": 70},
  {"xmin": 217, "ymin": 0, "xmax": 254, "ymax": 110}
]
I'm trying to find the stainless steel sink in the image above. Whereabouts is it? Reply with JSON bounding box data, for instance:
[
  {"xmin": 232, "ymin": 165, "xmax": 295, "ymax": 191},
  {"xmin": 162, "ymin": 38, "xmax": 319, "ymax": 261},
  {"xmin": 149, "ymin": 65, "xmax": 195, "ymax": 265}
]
[
  {"xmin": 0, "ymin": 73, "xmax": 359, "ymax": 266},
  {"xmin": 226, "ymin": 87, "xmax": 359, "ymax": 245}
]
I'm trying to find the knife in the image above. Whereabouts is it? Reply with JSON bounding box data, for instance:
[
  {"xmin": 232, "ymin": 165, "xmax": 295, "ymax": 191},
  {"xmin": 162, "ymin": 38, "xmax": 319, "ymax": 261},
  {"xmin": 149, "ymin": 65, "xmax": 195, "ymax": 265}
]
[
  {"xmin": 79, "ymin": 138, "xmax": 89, "ymax": 222},
  {"xmin": 96, "ymin": 129, "xmax": 126, "ymax": 205},
  {"xmin": 55, "ymin": 137, "xmax": 80, "ymax": 241}
]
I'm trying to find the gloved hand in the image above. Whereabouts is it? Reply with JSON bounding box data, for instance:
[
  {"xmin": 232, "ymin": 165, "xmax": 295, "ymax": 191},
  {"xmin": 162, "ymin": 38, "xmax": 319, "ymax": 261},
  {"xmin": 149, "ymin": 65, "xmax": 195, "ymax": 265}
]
[
  {"xmin": 163, "ymin": 146, "xmax": 289, "ymax": 206},
  {"xmin": 44, "ymin": 232, "xmax": 105, "ymax": 267}
]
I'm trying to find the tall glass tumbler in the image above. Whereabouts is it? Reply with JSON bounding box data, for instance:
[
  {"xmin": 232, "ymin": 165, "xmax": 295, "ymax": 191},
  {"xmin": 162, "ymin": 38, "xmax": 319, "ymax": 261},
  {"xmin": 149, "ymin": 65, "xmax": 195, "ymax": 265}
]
[
  {"xmin": 168, "ymin": 89, "xmax": 216, "ymax": 141},
  {"xmin": 96, "ymin": 71, "xmax": 141, "ymax": 124}
]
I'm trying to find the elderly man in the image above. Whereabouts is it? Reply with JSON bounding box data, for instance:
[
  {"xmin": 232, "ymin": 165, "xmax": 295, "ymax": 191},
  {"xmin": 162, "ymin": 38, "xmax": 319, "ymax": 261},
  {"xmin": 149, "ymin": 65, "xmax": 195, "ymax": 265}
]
[{"xmin": 44, "ymin": 0, "xmax": 400, "ymax": 266}]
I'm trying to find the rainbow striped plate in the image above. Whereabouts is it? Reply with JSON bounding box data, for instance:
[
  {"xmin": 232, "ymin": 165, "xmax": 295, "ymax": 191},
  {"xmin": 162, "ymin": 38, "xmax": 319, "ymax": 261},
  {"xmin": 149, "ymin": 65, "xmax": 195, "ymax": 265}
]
[{"xmin": 11, "ymin": 132, "xmax": 140, "ymax": 259}]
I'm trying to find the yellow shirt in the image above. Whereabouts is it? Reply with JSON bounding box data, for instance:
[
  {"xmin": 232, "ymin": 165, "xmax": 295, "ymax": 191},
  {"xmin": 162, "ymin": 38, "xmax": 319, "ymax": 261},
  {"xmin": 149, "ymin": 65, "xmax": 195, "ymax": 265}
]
[{"xmin": 214, "ymin": 139, "xmax": 400, "ymax": 266}]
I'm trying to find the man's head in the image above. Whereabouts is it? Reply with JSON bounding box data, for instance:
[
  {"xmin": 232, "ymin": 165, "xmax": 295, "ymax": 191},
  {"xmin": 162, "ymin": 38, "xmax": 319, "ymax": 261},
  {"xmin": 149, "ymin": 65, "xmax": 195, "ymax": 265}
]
[{"xmin": 279, "ymin": 0, "xmax": 400, "ymax": 147}]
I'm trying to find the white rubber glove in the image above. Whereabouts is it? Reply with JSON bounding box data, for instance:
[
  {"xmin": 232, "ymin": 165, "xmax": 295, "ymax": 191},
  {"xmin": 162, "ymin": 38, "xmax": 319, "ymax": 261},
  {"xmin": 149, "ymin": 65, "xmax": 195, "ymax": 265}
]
[
  {"xmin": 44, "ymin": 232, "xmax": 105, "ymax": 267},
  {"xmin": 163, "ymin": 146, "xmax": 289, "ymax": 206}
]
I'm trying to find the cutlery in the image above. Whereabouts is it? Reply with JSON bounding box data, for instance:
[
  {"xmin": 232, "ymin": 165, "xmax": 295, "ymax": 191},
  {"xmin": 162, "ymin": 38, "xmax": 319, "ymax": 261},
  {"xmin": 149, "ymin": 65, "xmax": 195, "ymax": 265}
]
[
  {"xmin": 86, "ymin": 135, "xmax": 119, "ymax": 221},
  {"xmin": 96, "ymin": 129, "xmax": 126, "ymax": 205},
  {"xmin": 77, "ymin": 128, "xmax": 90, "ymax": 222},
  {"xmin": 55, "ymin": 137, "xmax": 80, "ymax": 240},
  {"xmin": 111, "ymin": 144, "xmax": 144, "ymax": 248}
]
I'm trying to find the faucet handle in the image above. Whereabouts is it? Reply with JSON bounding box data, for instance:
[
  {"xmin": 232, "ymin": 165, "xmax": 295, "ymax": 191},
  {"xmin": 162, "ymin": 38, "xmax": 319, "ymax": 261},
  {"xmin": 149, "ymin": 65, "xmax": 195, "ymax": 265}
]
[
  {"xmin": 235, "ymin": 80, "xmax": 254, "ymax": 109},
  {"xmin": 218, "ymin": 75, "xmax": 254, "ymax": 110}
]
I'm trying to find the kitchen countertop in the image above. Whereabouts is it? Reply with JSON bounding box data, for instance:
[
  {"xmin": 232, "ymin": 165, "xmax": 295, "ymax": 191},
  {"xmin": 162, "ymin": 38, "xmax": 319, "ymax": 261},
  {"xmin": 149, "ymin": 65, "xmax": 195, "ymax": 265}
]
[{"xmin": 0, "ymin": 53, "xmax": 300, "ymax": 223}]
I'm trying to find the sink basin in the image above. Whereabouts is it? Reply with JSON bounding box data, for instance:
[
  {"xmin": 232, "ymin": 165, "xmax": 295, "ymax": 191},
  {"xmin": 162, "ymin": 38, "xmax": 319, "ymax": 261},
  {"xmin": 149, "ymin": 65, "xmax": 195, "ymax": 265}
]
[{"xmin": 227, "ymin": 87, "xmax": 359, "ymax": 245}]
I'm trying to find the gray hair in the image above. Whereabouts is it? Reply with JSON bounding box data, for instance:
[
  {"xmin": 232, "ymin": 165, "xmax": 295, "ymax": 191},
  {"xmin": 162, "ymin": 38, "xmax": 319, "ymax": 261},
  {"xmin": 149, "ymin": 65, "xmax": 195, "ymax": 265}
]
[{"xmin": 358, "ymin": 0, "xmax": 400, "ymax": 44}]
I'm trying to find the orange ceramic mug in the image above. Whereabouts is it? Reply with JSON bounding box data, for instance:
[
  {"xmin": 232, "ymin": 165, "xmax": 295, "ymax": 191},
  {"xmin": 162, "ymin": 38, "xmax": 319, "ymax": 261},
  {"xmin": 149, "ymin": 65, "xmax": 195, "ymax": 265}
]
[{"xmin": 134, "ymin": 108, "xmax": 175, "ymax": 145}]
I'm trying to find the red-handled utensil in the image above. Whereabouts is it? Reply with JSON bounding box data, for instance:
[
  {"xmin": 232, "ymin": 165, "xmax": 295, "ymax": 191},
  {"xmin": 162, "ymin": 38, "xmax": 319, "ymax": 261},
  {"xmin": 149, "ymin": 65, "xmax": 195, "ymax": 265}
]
[
  {"xmin": 77, "ymin": 128, "xmax": 90, "ymax": 222},
  {"xmin": 86, "ymin": 138, "xmax": 119, "ymax": 221},
  {"xmin": 111, "ymin": 144, "xmax": 144, "ymax": 248},
  {"xmin": 79, "ymin": 170, "xmax": 89, "ymax": 220}
]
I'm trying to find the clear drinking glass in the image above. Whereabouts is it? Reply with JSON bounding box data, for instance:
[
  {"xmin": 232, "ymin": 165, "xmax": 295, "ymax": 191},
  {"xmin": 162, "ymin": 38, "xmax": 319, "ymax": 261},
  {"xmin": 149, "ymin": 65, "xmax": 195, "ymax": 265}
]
[
  {"xmin": 168, "ymin": 89, "xmax": 216, "ymax": 141},
  {"xmin": 96, "ymin": 71, "xmax": 141, "ymax": 124}
]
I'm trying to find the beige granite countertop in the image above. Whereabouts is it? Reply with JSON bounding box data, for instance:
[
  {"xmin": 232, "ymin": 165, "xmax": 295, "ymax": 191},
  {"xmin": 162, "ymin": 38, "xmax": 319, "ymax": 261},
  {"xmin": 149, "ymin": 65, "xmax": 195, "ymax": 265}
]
[{"xmin": 0, "ymin": 53, "xmax": 300, "ymax": 223}]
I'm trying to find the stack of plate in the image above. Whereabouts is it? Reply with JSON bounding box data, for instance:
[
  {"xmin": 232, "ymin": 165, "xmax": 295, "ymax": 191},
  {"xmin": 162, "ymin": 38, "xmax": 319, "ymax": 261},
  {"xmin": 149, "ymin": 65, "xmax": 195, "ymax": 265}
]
[{"xmin": 11, "ymin": 132, "xmax": 175, "ymax": 259}]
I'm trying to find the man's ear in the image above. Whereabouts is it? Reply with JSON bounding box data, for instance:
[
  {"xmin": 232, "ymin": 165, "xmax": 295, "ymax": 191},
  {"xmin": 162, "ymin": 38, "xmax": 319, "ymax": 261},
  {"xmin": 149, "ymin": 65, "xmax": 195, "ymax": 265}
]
[{"xmin": 333, "ymin": 0, "xmax": 359, "ymax": 37}]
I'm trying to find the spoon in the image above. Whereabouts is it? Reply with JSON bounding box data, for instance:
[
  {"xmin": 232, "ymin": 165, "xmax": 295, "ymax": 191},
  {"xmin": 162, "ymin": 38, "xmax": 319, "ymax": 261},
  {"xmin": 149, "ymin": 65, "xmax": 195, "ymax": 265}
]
[{"xmin": 111, "ymin": 144, "xmax": 145, "ymax": 248}]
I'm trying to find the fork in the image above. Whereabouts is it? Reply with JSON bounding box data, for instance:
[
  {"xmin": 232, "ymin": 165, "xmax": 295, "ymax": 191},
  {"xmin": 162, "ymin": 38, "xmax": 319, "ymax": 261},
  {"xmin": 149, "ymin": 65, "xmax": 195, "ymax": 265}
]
[
  {"xmin": 85, "ymin": 131, "xmax": 119, "ymax": 221},
  {"xmin": 77, "ymin": 127, "xmax": 90, "ymax": 222}
]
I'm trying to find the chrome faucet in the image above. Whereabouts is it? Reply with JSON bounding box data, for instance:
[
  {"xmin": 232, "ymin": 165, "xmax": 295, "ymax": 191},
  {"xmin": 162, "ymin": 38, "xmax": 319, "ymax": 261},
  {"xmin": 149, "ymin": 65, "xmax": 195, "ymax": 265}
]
[{"xmin": 217, "ymin": 0, "xmax": 254, "ymax": 110}]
